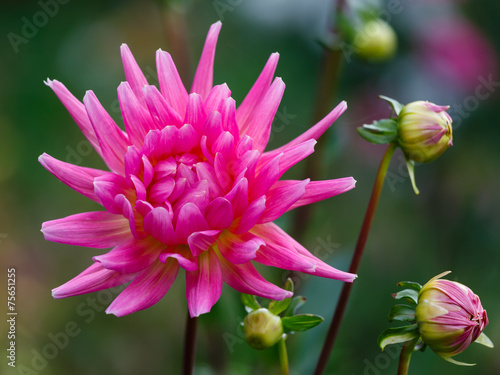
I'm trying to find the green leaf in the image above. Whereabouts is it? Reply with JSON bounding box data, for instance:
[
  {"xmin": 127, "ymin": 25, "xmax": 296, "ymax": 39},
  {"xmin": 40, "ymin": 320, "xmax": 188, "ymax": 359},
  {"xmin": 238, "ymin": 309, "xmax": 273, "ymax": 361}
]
[
  {"xmin": 284, "ymin": 296, "xmax": 306, "ymax": 317},
  {"xmin": 281, "ymin": 314, "xmax": 324, "ymax": 332},
  {"xmin": 378, "ymin": 324, "xmax": 419, "ymax": 350},
  {"xmin": 392, "ymin": 288, "xmax": 419, "ymax": 304},
  {"xmin": 357, "ymin": 119, "xmax": 398, "ymax": 145},
  {"xmin": 396, "ymin": 281, "xmax": 422, "ymax": 292},
  {"xmin": 403, "ymin": 154, "xmax": 420, "ymax": 195},
  {"xmin": 388, "ymin": 304, "xmax": 416, "ymax": 322},
  {"xmin": 241, "ymin": 294, "xmax": 260, "ymax": 312},
  {"xmin": 379, "ymin": 95, "xmax": 404, "ymax": 116},
  {"xmin": 475, "ymin": 332, "xmax": 494, "ymax": 348},
  {"xmin": 268, "ymin": 279, "xmax": 294, "ymax": 315}
]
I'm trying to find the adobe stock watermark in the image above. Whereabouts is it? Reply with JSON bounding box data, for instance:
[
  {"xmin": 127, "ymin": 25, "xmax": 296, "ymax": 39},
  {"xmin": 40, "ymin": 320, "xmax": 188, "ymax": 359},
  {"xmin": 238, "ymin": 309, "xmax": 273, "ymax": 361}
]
[
  {"xmin": 268, "ymin": 106, "xmax": 297, "ymax": 143},
  {"xmin": 213, "ymin": 0, "xmax": 243, "ymax": 21},
  {"xmin": 16, "ymin": 285, "xmax": 125, "ymax": 375},
  {"xmin": 7, "ymin": 0, "xmax": 72, "ymax": 54},
  {"xmin": 349, "ymin": 344, "xmax": 402, "ymax": 375},
  {"xmin": 448, "ymin": 74, "xmax": 499, "ymax": 131}
]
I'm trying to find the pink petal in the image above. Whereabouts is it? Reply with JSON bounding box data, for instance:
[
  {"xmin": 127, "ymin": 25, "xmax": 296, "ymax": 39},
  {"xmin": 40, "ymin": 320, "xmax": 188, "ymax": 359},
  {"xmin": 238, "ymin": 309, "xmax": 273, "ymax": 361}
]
[
  {"xmin": 230, "ymin": 195, "xmax": 266, "ymax": 234},
  {"xmin": 118, "ymin": 81, "xmax": 155, "ymax": 148},
  {"xmin": 217, "ymin": 253, "xmax": 292, "ymax": 300},
  {"xmin": 120, "ymin": 44, "xmax": 148, "ymax": 108},
  {"xmin": 262, "ymin": 101, "xmax": 347, "ymax": 163},
  {"xmin": 250, "ymin": 153, "xmax": 281, "ymax": 200},
  {"xmin": 236, "ymin": 53, "xmax": 280, "ymax": 135},
  {"xmin": 148, "ymin": 176, "xmax": 175, "ymax": 204},
  {"xmin": 114, "ymin": 194, "xmax": 147, "ymax": 239},
  {"xmin": 45, "ymin": 79, "xmax": 103, "ymax": 158},
  {"xmin": 42, "ymin": 211, "xmax": 131, "ymax": 249},
  {"xmin": 186, "ymin": 250, "xmax": 222, "ymax": 317},
  {"xmin": 93, "ymin": 173, "xmax": 132, "ymax": 214},
  {"xmin": 212, "ymin": 131, "xmax": 235, "ymax": 160},
  {"xmin": 258, "ymin": 179, "xmax": 309, "ymax": 223},
  {"xmin": 173, "ymin": 124, "xmax": 199, "ymax": 154},
  {"xmin": 204, "ymin": 83, "xmax": 231, "ymax": 113},
  {"xmin": 191, "ymin": 21, "xmax": 222, "ymax": 101},
  {"xmin": 93, "ymin": 237, "xmax": 165, "ymax": 273},
  {"xmin": 106, "ymin": 259, "xmax": 179, "ymax": 317},
  {"xmin": 244, "ymin": 77, "xmax": 285, "ymax": 153},
  {"xmin": 175, "ymin": 203, "xmax": 209, "ymax": 243},
  {"xmin": 288, "ymin": 177, "xmax": 356, "ymax": 211},
  {"xmin": 183, "ymin": 93, "xmax": 207, "ymax": 132},
  {"xmin": 83, "ymin": 91, "xmax": 129, "ymax": 174},
  {"xmin": 214, "ymin": 152, "xmax": 232, "ymax": 192},
  {"xmin": 195, "ymin": 162, "xmax": 224, "ymax": 199},
  {"xmin": 254, "ymin": 243, "xmax": 317, "ymax": 274},
  {"xmin": 219, "ymin": 97, "xmax": 240, "ymax": 142},
  {"xmin": 224, "ymin": 177, "xmax": 248, "ymax": 217},
  {"xmin": 160, "ymin": 245, "xmax": 198, "ymax": 271},
  {"xmin": 156, "ymin": 49, "xmax": 188, "ymax": 116},
  {"xmin": 52, "ymin": 262, "xmax": 131, "ymax": 299},
  {"xmin": 143, "ymin": 85, "xmax": 182, "ymax": 128},
  {"xmin": 39, "ymin": 153, "xmax": 107, "ymax": 203},
  {"xmin": 188, "ymin": 230, "xmax": 221, "ymax": 257},
  {"xmin": 274, "ymin": 139, "xmax": 316, "ymax": 177},
  {"xmin": 201, "ymin": 111, "xmax": 224, "ymax": 147},
  {"xmin": 252, "ymin": 223, "xmax": 357, "ymax": 282},
  {"xmin": 143, "ymin": 206, "xmax": 175, "ymax": 244},
  {"xmin": 205, "ymin": 197, "xmax": 233, "ymax": 229},
  {"xmin": 217, "ymin": 232, "xmax": 263, "ymax": 264}
]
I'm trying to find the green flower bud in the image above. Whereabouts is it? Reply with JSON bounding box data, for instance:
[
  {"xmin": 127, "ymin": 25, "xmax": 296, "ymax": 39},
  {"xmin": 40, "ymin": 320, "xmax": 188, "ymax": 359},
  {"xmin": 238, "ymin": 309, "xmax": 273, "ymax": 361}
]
[
  {"xmin": 397, "ymin": 101, "xmax": 453, "ymax": 163},
  {"xmin": 243, "ymin": 308, "xmax": 283, "ymax": 350},
  {"xmin": 353, "ymin": 19, "xmax": 397, "ymax": 61}
]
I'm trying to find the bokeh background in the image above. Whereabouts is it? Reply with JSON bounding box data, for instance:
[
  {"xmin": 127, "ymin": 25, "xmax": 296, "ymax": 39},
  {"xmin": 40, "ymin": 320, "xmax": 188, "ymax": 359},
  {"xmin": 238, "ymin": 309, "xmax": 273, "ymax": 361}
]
[{"xmin": 1, "ymin": 0, "xmax": 499, "ymax": 374}]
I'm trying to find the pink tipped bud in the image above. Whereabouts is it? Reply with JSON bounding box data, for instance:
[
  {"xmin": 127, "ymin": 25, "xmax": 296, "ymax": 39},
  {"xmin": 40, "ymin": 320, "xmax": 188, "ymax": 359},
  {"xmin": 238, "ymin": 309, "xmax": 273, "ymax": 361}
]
[
  {"xmin": 415, "ymin": 272, "xmax": 490, "ymax": 362},
  {"xmin": 397, "ymin": 101, "xmax": 453, "ymax": 163},
  {"xmin": 243, "ymin": 308, "xmax": 283, "ymax": 350}
]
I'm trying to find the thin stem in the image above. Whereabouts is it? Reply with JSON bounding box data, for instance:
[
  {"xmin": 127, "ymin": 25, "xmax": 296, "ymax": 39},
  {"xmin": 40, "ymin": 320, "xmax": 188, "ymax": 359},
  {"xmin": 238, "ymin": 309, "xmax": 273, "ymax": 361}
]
[
  {"xmin": 182, "ymin": 310, "xmax": 198, "ymax": 375},
  {"xmin": 397, "ymin": 339, "xmax": 418, "ymax": 375},
  {"xmin": 278, "ymin": 335, "xmax": 289, "ymax": 375},
  {"xmin": 314, "ymin": 143, "xmax": 397, "ymax": 375}
]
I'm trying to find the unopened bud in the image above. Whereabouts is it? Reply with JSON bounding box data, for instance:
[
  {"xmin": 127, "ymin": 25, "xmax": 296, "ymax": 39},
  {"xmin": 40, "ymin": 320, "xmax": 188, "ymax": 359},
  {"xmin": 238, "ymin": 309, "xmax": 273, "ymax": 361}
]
[
  {"xmin": 415, "ymin": 271, "xmax": 492, "ymax": 364},
  {"xmin": 353, "ymin": 19, "xmax": 397, "ymax": 61},
  {"xmin": 243, "ymin": 308, "xmax": 283, "ymax": 350},
  {"xmin": 397, "ymin": 101, "xmax": 453, "ymax": 163}
]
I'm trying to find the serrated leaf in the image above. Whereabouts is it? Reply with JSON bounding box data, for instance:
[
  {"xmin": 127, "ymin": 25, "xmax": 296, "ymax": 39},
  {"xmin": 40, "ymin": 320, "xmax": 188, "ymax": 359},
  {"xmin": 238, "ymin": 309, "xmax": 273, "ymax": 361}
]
[
  {"xmin": 388, "ymin": 304, "xmax": 416, "ymax": 322},
  {"xmin": 241, "ymin": 294, "xmax": 260, "ymax": 312},
  {"xmin": 396, "ymin": 281, "xmax": 422, "ymax": 292},
  {"xmin": 268, "ymin": 279, "xmax": 294, "ymax": 315},
  {"xmin": 392, "ymin": 289, "xmax": 419, "ymax": 304},
  {"xmin": 284, "ymin": 296, "xmax": 306, "ymax": 317},
  {"xmin": 378, "ymin": 324, "xmax": 419, "ymax": 350},
  {"xmin": 357, "ymin": 126, "xmax": 397, "ymax": 145},
  {"xmin": 379, "ymin": 95, "xmax": 404, "ymax": 116},
  {"xmin": 281, "ymin": 314, "xmax": 324, "ymax": 332}
]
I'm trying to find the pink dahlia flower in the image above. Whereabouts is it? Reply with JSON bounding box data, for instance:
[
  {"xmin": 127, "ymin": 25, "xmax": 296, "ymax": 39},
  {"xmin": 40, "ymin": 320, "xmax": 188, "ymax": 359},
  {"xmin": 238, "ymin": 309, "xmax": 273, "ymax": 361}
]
[{"xmin": 40, "ymin": 22, "xmax": 356, "ymax": 318}]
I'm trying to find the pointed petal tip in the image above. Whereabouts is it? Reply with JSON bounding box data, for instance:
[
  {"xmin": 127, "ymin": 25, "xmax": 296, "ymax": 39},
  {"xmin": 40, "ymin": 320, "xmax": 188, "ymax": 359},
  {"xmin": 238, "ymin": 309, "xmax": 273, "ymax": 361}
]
[{"xmin": 44, "ymin": 78, "xmax": 53, "ymax": 86}]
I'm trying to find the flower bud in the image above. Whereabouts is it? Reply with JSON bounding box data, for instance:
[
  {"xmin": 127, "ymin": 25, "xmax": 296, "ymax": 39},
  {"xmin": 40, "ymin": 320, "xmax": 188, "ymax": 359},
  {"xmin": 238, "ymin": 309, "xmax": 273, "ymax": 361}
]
[
  {"xmin": 397, "ymin": 101, "xmax": 453, "ymax": 163},
  {"xmin": 415, "ymin": 272, "xmax": 490, "ymax": 363},
  {"xmin": 353, "ymin": 19, "xmax": 397, "ymax": 61},
  {"xmin": 243, "ymin": 308, "xmax": 283, "ymax": 350}
]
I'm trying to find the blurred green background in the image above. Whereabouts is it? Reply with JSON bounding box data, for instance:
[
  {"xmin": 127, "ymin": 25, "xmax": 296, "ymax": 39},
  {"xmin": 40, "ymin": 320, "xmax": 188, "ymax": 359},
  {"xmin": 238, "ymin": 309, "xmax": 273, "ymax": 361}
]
[{"xmin": 1, "ymin": 0, "xmax": 499, "ymax": 374}]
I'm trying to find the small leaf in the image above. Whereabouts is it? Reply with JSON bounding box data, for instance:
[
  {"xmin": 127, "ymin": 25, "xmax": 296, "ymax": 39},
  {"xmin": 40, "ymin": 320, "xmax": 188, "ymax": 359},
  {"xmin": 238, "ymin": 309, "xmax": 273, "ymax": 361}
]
[
  {"xmin": 388, "ymin": 304, "xmax": 416, "ymax": 322},
  {"xmin": 440, "ymin": 355, "xmax": 476, "ymax": 367},
  {"xmin": 403, "ymin": 154, "xmax": 419, "ymax": 195},
  {"xmin": 268, "ymin": 279, "xmax": 294, "ymax": 315},
  {"xmin": 396, "ymin": 281, "xmax": 422, "ymax": 292},
  {"xmin": 284, "ymin": 296, "xmax": 306, "ymax": 317},
  {"xmin": 378, "ymin": 324, "xmax": 419, "ymax": 351},
  {"xmin": 475, "ymin": 332, "xmax": 494, "ymax": 348},
  {"xmin": 281, "ymin": 314, "xmax": 324, "ymax": 332},
  {"xmin": 357, "ymin": 119, "xmax": 398, "ymax": 145},
  {"xmin": 241, "ymin": 294, "xmax": 261, "ymax": 312},
  {"xmin": 392, "ymin": 288, "xmax": 419, "ymax": 305},
  {"xmin": 379, "ymin": 95, "xmax": 404, "ymax": 116}
]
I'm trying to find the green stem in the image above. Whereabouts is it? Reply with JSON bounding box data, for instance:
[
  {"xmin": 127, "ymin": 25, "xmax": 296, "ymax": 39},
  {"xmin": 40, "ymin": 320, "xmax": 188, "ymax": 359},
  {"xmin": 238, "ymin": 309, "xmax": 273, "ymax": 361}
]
[
  {"xmin": 182, "ymin": 310, "xmax": 198, "ymax": 375},
  {"xmin": 314, "ymin": 143, "xmax": 397, "ymax": 375},
  {"xmin": 278, "ymin": 335, "xmax": 289, "ymax": 375},
  {"xmin": 397, "ymin": 338, "xmax": 418, "ymax": 375}
]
